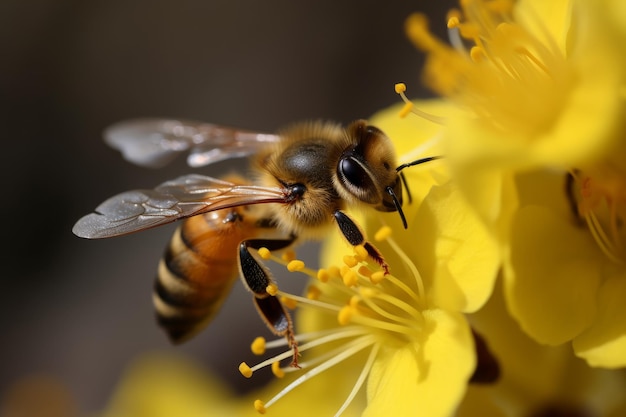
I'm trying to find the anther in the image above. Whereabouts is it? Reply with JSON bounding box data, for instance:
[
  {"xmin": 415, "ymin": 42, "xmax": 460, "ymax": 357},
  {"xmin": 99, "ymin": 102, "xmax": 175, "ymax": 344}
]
[
  {"xmin": 470, "ymin": 46, "xmax": 486, "ymax": 62},
  {"xmin": 251, "ymin": 337, "xmax": 266, "ymax": 355},
  {"xmin": 343, "ymin": 270, "xmax": 358, "ymax": 287},
  {"xmin": 254, "ymin": 399, "xmax": 266, "ymax": 414},
  {"xmin": 271, "ymin": 361, "xmax": 285, "ymax": 378},
  {"xmin": 266, "ymin": 283, "xmax": 278, "ymax": 296},
  {"xmin": 239, "ymin": 362, "xmax": 253, "ymax": 378},
  {"xmin": 316, "ymin": 268, "xmax": 330, "ymax": 283},
  {"xmin": 258, "ymin": 247, "xmax": 271, "ymax": 260},
  {"xmin": 394, "ymin": 83, "xmax": 407, "ymax": 94},
  {"xmin": 370, "ymin": 271, "xmax": 385, "ymax": 284},
  {"xmin": 338, "ymin": 305, "xmax": 353, "ymax": 325},
  {"xmin": 287, "ymin": 259, "xmax": 305, "ymax": 272},
  {"xmin": 343, "ymin": 255, "xmax": 358, "ymax": 268},
  {"xmin": 446, "ymin": 8, "xmax": 462, "ymax": 23},
  {"xmin": 354, "ymin": 245, "xmax": 368, "ymax": 261},
  {"xmin": 447, "ymin": 16, "xmax": 460, "ymax": 29}
]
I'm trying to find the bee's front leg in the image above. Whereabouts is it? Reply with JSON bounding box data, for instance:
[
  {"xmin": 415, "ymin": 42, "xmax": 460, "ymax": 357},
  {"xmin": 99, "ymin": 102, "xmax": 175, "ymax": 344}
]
[
  {"xmin": 238, "ymin": 237, "xmax": 300, "ymax": 367},
  {"xmin": 333, "ymin": 210, "xmax": 390, "ymax": 274}
]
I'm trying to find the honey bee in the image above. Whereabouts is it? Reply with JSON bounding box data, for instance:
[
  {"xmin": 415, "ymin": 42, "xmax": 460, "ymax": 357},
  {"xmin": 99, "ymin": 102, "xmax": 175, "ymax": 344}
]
[{"xmin": 73, "ymin": 118, "xmax": 439, "ymax": 366}]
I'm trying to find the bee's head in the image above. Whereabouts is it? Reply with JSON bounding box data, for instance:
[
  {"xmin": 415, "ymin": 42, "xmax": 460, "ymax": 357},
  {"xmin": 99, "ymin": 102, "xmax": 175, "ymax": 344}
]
[{"xmin": 336, "ymin": 120, "xmax": 442, "ymax": 229}]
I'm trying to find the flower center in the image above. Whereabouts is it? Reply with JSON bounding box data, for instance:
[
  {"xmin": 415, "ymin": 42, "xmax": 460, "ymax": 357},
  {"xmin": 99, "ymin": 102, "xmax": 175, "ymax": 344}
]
[
  {"xmin": 239, "ymin": 226, "xmax": 426, "ymax": 415},
  {"xmin": 405, "ymin": 0, "xmax": 573, "ymax": 138},
  {"xmin": 569, "ymin": 167, "xmax": 626, "ymax": 264}
]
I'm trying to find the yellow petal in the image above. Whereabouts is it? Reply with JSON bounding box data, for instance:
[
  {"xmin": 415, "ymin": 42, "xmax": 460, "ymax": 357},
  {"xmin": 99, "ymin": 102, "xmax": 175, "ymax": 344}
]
[
  {"xmin": 101, "ymin": 352, "xmax": 237, "ymax": 417},
  {"xmin": 449, "ymin": 165, "xmax": 519, "ymax": 237},
  {"xmin": 516, "ymin": 0, "xmax": 573, "ymax": 53},
  {"xmin": 364, "ymin": 309, "xmax": 474, "ymax": 417},
  {"xmin": 573, "ymin": 275, "xmax": 626, "ymax": 368},
  {"xmin": 411, "ymin": 182, "xmax": 500, "ymax": 312},
  {"xmin": 504, "ymin": 205, "xmax": 602, "ymax": 345},
  {"xmin": 466, "ymin": 278, "xmax": 626, "ymax": 416}
]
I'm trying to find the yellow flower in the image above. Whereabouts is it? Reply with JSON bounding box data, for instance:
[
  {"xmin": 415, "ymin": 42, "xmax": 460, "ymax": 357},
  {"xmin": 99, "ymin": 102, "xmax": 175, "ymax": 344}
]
[
  {"xmin": 506, "ymin": 169, "xmax": 626, "ymax": 368},
  {"xmin": 458, "ymin": 280, "xmax": 626, "ymax": 417},
  {"xmin": 406, "ymin": 0, "xmax": 626, "ymax": 367},
  {"xmin": 406, "ymin": 0, "xmax": 622, "ymax": 229},
  {"xmin": 239, "ymin": 101, "xmax": 500, "ymax": 416}
]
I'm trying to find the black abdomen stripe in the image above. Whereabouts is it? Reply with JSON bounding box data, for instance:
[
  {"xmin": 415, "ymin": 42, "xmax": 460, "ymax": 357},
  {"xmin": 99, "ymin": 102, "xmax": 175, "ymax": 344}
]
[{"xmin": 153, "ymin": 221, "xmax": 239, "ymax": 344}]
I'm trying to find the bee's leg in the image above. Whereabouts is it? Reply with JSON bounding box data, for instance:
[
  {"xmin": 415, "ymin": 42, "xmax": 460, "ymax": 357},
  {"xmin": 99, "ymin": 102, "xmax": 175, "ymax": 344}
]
[
  {"xmin": 239, "ymin": 237, "xmax": 300, "ymax": 367},
  {"xmin": 333, "ymin": 210, "xmax": 390, "ymax": 274}
]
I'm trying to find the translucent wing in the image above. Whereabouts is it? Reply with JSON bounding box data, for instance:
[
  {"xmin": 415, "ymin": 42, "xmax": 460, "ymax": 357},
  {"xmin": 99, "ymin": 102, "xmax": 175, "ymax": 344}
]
[
  {"xmin": 73, "ymin": 175, "xmax": 288, "ymax": 239},
  {"xmin": 104, "ymin": 118, "xmax": 281, "ymax": 168}
]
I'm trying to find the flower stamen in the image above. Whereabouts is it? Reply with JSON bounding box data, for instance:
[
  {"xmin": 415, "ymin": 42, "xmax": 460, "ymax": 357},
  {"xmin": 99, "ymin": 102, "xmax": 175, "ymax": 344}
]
[
  {"xmin": 243, "ymin": 227, "xmax": 429, "ymax": 414},
  {"xmin": 568, "ymin": 171, "xmax": 626, "ymax": 264},
  {"xmin": 334, "ymin": 344, "xmax": 379, "ymax": 417},
  {"xmin": 394, "ymin": 83, "xmax": 447, "ymax": 124},
  {"xmin": 259, "ymin": 335, "xmax": 376, "ymax": 413},
  {"xmin": 406, "ymin": 1, "xmax": 572, "ymax": 138},
  {"xmin": 359, "ymin": 288, "xmax": 424, "ymax": 324},
  {"xmin": 386, "ymin": 235, "xmax": 426, "ymax": 302}
]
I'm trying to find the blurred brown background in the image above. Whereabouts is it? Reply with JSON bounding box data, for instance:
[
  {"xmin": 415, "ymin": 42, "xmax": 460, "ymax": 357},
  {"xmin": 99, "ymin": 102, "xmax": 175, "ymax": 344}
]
[{"xmin": 0, "ymin": 0, "xmax": 453, "ymax": 414}]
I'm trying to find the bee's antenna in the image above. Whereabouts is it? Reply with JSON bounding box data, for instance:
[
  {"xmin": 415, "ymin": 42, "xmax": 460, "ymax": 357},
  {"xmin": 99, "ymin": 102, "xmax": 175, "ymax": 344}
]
[
  {"xmin": 386, "ymin": 186, "xmax": 408, "ymax": 229},
  {"xmin": 395, "ymin": 156, "xmax": 443, "ymax": 209},
  {"xmin": 395, "ymin": 155, "xmax": 443, "ymax": 173}
]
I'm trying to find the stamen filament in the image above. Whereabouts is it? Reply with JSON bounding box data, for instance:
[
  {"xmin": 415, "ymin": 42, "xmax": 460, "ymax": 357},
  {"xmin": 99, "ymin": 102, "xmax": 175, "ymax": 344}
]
[
  {"xmin": 249, "ymin": 350, "xmax": 298, "ymax": 374},
  {"xmin": 447, "ymin": 21, "xmax": 470, "ymax": 57},
  {"xmin": 263, "ymin": 326, "xmax": 365, "ymax": 350},
  {"xmin": 357, "ymin": 297, "xmax": 422, "ymax": 330},
  {"xmin": 589, "ymin": 211, "xmax": 618, "ymax": 254},
  {"xmin": 609, "ymin": 199, "xmax": 623, "ymax": 251},
  {"xmin": 333, "ymin": 343, "xmax": 380, "ymax": 417},
  {"xmin": 263, "ymin": 336, "xmax": 376, "ymax": 410},
  {"xmin": 585, "ymin": 212, "xmax": 623, "ymax": 264},
  {"xmin": 361, "ymin": 291, "xmax": 424, "ymax": 324},
  {"xmin": 250, "ymin": 328, "xmax": 372, "ymax": 374},
  {"xmin": 386, "ymin": 235, "xmax": 426, "ymax": 301},
  {"xmin": 349, "ymin": 312, "xmax": 419, "ymax": 337},
  {"xmin": 283, "ymin": 334, "xmax": 370, "ymax": 372},
  {"xmin": 262, "ymin": 251, "xmax": 320, "ymax": 279},
  {"xmin": 276, "ymin": 291, "xmax": 343, "ymax": 312},
  {"xmin": 395, "ymin": 87, "xmax": 447, "ymax": 125}
]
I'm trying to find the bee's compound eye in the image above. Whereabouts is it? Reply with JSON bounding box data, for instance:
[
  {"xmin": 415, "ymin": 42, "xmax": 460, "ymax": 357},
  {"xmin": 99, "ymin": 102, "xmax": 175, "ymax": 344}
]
[{"xmin": 339, "ymin": 157, "xmax": 372, "ymax": 189}]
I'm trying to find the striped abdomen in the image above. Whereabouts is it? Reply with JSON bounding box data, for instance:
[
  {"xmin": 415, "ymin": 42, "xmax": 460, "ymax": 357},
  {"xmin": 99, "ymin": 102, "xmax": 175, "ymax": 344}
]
[{"xmin": 153, "ymin": 209, "xmax": 255, "ymax": 343}]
